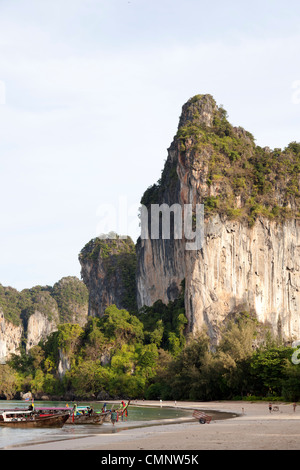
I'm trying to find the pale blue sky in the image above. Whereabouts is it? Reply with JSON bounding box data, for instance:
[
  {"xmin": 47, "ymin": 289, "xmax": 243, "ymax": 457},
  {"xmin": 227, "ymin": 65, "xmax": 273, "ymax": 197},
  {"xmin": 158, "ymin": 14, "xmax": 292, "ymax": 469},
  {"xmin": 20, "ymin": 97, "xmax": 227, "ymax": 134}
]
[{"xmin": 0, "ymin": 0, "xmax": 299, "ymax": 289}]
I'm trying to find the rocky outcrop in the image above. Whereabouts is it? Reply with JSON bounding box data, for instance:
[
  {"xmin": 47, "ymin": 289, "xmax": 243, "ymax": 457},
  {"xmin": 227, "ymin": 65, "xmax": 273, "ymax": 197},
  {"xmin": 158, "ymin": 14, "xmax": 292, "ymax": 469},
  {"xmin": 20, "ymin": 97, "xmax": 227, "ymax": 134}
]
[
  {"xmin": 51, "ymin": 276, "xmax": 89, "ymax": 326},
  {"xmin": 186, "ymin": 215, "xmax": 299, "ymax": 341},
  {"xmin": 1, "ymin": 94, "xmax": 299, "ymax": 357},
  {"xmin": 0, "ymin": 310, "xmax": 23, "ymax": 363},
  {"xmin": 57, "ymin": 348, "xmax": 71, "ymax": 378},
  {"xmin": 26, "ymin": 310, "xmax": 59, "ymax": 353},
  {"xmin": 0, "ymin": 277, "xmax": 89, "ymax": 362},
  {"xmin": 137, "ymin": 215, "xmax": 300, "ymax": 342},
  {"xmin": 137, "ymin": 94, "xmax": 300, "ymax": 343},
  {"xmin": 79, "ymin": 235, "xmax": 137, "ymax": 316}
]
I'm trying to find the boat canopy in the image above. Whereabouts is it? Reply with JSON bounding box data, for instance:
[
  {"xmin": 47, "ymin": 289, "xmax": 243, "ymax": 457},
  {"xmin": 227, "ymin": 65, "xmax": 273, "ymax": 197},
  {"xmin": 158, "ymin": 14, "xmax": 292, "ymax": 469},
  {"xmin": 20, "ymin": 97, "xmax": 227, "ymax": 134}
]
[
  {"xmin": 2, "ymin": 410, "xmax": 33, "ymax": 416},
  {"xmin": 36, "ymin": 407, "xmax": 69, "ymax": 410},
  {"xmin": 1, "ymin": 410, "xmax": 34, "ymax": 422}
]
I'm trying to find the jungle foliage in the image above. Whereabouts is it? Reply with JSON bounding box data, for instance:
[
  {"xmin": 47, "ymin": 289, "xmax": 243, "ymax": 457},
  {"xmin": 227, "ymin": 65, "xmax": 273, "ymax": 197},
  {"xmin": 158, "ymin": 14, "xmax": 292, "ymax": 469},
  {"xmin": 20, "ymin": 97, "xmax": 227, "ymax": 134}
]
[
  {"xmin": 3, "ymin": 300, "xmax": 300, "ymax": 402},
  {"xmin": 0, "ymin": 277, "xmax": 89, "ymax": 326}
]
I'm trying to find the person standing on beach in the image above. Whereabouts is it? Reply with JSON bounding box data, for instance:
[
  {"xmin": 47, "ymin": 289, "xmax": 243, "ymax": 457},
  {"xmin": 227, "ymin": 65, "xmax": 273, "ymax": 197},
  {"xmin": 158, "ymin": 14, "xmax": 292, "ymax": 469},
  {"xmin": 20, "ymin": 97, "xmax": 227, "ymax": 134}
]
[
  {"xmin": 293, "ymin": 402, "xmax": 297, "ymax": 412},
  {"xmin": 111, "ymin": 410, "xmax": 117, "ymax": 426},
  {"xmin": 269, "ymin": 403, "xmax": 272, "ymax": 413}
]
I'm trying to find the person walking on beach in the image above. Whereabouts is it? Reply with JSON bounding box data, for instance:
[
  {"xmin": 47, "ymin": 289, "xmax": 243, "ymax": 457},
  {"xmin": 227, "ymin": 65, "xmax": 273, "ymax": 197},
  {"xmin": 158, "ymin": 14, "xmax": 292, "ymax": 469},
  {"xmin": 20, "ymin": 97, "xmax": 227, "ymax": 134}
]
[
  {"xmin": 111, "ymin": 410, "xmax": 117, "ymax": 426},
  {"xmin": 293, "ymin": 402, "xmax": 297, "ymax": 412},
  {"xmin": 269, "ymin": 403, "xmax": 272, "ymax": 413}
]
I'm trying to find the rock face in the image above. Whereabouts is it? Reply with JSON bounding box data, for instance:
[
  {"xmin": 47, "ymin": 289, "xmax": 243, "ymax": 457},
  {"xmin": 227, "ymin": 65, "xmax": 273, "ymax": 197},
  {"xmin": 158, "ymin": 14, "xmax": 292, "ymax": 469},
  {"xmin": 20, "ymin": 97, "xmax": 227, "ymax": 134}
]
[
  {"xmin": 0, "ymin": 310, "xmax": 23, "ymax": 363},
  {"xmin": 0, "ymin": 277, "xmax": 89, "ymax": 362},
  {"xmin": 26, "ymin": 310, "xmax": 59, "ymax": 353},
  {"xmin": 137, "ymin": 94, "xmax": 300, "ymax": 343},
  {"xmin": 138, "ymin": 215, "xmax": 300, "ymax": 342},
  {"xmin": 58, "ymin": 348, "xmax": 71, "ymax": 378},
  {"xmin": 1, "ymin": 94, "xmax": 299, "ymax": 357},
  {"xmin": 79, "ymin": 235, "xmax": 137, "ymax": 316},
  {"xmin": 51, "ymin": 276, "xmax": 89, "ymax": 326}
]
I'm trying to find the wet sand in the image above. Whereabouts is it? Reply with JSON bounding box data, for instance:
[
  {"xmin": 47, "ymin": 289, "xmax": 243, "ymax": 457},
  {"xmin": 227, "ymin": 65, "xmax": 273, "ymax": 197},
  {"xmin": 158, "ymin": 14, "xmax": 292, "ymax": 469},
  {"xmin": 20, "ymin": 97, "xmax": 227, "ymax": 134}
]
[{"xmin": 7, "ymin": 400, "xmax": 300, "ymax": 450}]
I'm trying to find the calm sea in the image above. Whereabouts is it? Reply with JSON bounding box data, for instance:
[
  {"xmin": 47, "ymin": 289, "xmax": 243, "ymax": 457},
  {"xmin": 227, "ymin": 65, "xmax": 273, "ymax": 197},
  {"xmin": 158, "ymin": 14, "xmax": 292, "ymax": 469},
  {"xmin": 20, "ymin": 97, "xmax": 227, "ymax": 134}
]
[{"xmin": 0, "ymin": 400, "xmax": 192, "ymax": 449}]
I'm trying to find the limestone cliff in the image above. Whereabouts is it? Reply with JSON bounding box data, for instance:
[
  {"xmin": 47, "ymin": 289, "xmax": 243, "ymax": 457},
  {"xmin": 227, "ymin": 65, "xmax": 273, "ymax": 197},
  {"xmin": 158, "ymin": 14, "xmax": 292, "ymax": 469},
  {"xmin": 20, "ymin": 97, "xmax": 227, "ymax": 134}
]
[
  {"xmin": 2, "ymin": 95, "xmax": 299, "ymax": 358},
  {"xmin": 0, "ymin": 277, "xmax": 89, "ymax": 362},
  {"xmin": 51, "ymin": 276, "xmax": 89, "ymax": 326},
  {"xmin": 0, "ymin": 309, "xmax": 23, "ymax": 363},
  {"xmin": 137, "ymin": 94, "xmax": 300, "ymax": 343},
  {"xmin": 25, "ymin": 311, "xmax": 59, "ymax": 353},
  {"xmin": 79, "ymin": 235, "xmax": 137, "ymax": 316}
]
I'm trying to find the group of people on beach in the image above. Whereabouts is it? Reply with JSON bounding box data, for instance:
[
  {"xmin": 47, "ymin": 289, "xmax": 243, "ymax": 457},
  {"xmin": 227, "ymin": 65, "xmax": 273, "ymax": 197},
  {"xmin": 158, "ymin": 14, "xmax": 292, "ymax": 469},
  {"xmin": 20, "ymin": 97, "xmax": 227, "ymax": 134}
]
[{"xmin": 268, "ymin": 402, "xmax": 297, "ymax": 413}]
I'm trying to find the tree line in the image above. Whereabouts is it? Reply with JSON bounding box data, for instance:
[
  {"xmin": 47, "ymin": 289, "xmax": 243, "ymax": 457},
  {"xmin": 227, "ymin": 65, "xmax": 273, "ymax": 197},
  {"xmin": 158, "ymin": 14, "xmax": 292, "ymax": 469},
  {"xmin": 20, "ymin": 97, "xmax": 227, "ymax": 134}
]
[{"xmin": 1, "ymin": 296, "xmax": 300, "ymax": 402}]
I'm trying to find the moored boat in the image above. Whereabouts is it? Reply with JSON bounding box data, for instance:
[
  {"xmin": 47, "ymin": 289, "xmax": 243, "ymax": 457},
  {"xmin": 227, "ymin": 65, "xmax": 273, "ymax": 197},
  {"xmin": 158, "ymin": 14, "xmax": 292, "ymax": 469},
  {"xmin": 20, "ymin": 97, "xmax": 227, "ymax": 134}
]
[
  {"xmin": 35, "ymin": 405, "xmax": 105, "ymax": 425},
  {"xmin": 99, "ymin": 400, "xmax": 131, "ymax": 423},
  {"xmin": 66, "ymin": 413, "xmax": 104, "ymax": 424},
  {"xmin": 66, "ymin": 406, "xmax": 105, "ymax": 425},
  {"xmin": 0, "ymin": 409, "xmax": 70, "ymax": 428}
]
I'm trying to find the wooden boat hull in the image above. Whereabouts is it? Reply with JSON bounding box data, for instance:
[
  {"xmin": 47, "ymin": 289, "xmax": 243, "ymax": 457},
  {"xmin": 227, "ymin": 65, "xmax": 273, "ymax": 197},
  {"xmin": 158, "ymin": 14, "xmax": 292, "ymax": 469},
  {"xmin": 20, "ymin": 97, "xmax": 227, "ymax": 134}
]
[
  {"xmin": 66, "ymin": 413, "xmax": 104, "ymax": 425},
  {"xmin": 0, "ymin": 413, "xmax": 69, "ymax": 428},
  {"xmin": 103, "ymin": 413, "xmax": 112, "ymax": 422}
]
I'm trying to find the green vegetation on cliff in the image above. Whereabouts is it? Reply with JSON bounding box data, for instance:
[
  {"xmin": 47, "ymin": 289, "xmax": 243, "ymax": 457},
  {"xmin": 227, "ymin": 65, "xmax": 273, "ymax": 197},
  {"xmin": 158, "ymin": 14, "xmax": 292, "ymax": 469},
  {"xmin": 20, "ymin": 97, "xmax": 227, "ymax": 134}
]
[
  {"xmin": 79, "ymin": 233, "xmax": 135, "ymax": 262},
  {"xmin": 52, "ymin": 276, "xmax": 89, "ymax": 323},
  {"xmin": 4, "ymin": 302, "xmax": 300, "ymax": 402},
  {"xmin": 141, "ymin": 157, "xmax": 179, "ymax": 207},
  {"xmin": 2, "ymin": 94, "xmax": 300, "ymax": 402},
  {"xmin": 177, "ymin": 95, "xmax": 300, "ymax": 223},
  {"xmin": 0, "ymin": 284, "xmax": 55, "ymax": 326},
  {"xmin": 4, "ymin": 299, "xmax": 188, "ymax": 400},
  {"xmin": 141, "ymin": 94, "xmax": 300, "ymax": 225},
  {"xmin": 138, "ymin": 280, "xmax": 187, "ymax": 355},
  {"xmin": 79, "ymin": 234, "xmax": 137, "ymax": 314},
  {"xmin": 0, "ymin": 277, "xmax": 88, "ymax": 327}
]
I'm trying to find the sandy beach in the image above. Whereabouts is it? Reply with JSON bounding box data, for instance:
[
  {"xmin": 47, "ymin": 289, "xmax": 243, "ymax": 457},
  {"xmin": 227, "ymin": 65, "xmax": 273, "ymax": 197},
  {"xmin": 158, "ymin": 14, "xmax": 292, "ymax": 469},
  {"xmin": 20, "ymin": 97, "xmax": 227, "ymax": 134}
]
[{"xmin": 7, "ymin": 400, "xmax": 300, "ymax": 451}]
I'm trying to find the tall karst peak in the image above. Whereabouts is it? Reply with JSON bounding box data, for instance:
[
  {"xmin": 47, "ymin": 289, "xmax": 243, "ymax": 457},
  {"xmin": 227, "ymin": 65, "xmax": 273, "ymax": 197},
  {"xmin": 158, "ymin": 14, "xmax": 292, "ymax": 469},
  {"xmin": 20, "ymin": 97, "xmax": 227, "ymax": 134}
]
[
  {"xmin": 137, "ymin": 93, "xmax": 300, "ymax": 343},
  {"xmin": 178, "ymin": 94, "xmax": 218, "ymax": 129},
  {"xmin": 77, "ymin": 94, "xmax": 299, "ymax": 345}
]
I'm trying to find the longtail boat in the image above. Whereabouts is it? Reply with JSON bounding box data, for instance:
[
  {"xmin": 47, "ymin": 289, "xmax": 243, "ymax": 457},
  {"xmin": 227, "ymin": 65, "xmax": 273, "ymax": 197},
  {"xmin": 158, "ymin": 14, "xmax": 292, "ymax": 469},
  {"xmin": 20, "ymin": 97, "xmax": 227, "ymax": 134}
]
[
  {"xmin": 35, "ymin": 406, "xmax": 71, "ymax": 414},
  {"xmin": 35, "ymin": 405, "xmax": 105, "ymax": 425},
  {"xmin": 0, "ymin": 409, "xmax": 69, "ymax": 428},
  {"xmin": 66, "ymin": 406, "xmax": 105, "ymax": 425},
  {"xmin": 67, "ymin": 413, "xmax": 104, "ymax": 424},
  {"xmin": 101, "ymin": 400, "xmax": 131, "ymax": 423}
]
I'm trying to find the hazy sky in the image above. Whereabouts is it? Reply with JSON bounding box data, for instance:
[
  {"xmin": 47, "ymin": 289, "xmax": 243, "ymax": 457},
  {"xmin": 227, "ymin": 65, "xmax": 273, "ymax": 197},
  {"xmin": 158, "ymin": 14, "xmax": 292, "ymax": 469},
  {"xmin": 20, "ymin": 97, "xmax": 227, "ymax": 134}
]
[{"xmin": 0, "ymin": 0, "xmax": 300, "ymax": 290}]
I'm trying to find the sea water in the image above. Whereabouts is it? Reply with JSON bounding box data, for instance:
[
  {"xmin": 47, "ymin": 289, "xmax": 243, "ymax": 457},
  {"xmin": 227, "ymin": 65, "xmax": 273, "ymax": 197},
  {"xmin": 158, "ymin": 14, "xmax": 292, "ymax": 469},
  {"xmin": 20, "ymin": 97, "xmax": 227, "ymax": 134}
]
[{"xmin": 0, "ymin": 400, "xmax": 193, "ymax": 449}]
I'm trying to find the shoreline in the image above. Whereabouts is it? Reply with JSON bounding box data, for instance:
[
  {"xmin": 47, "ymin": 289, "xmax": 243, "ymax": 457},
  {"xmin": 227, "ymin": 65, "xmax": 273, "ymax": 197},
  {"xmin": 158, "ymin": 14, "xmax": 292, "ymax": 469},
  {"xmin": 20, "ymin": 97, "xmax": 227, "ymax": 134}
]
[{"xmin": 5, "ymin": 400, "xmax": 300, "ymax": 450}]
